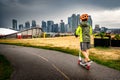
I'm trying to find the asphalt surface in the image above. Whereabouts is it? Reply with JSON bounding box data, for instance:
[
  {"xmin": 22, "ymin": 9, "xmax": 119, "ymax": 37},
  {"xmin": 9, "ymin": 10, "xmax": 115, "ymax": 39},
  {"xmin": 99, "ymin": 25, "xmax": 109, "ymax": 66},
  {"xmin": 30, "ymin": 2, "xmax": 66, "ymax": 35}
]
[{"xmin": 0, "ymin": 44, "xmax": 120, "ymax": 80}]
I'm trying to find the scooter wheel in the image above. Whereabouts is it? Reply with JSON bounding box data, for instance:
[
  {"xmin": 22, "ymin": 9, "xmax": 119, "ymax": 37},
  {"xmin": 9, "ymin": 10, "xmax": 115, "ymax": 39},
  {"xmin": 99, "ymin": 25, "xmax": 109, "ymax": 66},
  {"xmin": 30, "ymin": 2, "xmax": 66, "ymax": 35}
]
[
  {"xmin": 86, "ymin": 65, "xmax": 90, "ymax": 70},
  {"xmin": 78, "ymin": 60, "xmax": 80, "ymax": 65}
]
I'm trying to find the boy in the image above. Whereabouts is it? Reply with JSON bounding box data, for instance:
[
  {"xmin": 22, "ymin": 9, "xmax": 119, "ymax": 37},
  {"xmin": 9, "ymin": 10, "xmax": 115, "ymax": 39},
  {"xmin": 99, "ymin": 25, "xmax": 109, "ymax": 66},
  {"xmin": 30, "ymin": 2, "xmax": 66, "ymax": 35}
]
[{"xmin": 75, "ymin": 14, "xmax": 92, "ymax": 63}]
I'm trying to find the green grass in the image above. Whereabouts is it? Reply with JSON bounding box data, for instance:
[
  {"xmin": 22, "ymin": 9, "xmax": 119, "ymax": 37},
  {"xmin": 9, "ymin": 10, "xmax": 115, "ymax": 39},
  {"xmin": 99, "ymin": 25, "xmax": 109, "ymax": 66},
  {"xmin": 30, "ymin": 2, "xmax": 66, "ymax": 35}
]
[
  {"xmin": 0, "ymin": 54, "xmax": 13, "ymax": 80},
  {"xmin": 0, "ymin": 42, "xmax": 120, "ymax": 71}
]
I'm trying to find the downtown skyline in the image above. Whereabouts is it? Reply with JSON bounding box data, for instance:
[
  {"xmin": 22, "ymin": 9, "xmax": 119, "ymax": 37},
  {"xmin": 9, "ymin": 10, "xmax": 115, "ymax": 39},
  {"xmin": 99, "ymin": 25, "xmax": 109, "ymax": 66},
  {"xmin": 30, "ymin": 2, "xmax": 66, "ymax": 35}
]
[{"xmin": 0, "ymin": 0, "xmax": 120, "ymax": 29}]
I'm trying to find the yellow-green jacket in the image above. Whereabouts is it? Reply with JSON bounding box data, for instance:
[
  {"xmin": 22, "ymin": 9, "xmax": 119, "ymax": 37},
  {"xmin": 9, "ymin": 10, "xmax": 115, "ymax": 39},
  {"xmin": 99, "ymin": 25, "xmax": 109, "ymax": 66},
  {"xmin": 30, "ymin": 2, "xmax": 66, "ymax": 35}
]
[{"xmin": 75, "ymin": 21, "xmax": 92, "ymax": 42}]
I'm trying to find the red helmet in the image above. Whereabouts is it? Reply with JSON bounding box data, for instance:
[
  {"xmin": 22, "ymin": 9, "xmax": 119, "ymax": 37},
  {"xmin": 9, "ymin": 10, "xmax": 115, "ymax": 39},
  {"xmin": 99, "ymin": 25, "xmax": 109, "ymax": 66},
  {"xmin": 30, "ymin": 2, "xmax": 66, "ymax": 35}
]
[{"xmin": 80, "ymin": 14, "xmax": 89, "ymax": 21}]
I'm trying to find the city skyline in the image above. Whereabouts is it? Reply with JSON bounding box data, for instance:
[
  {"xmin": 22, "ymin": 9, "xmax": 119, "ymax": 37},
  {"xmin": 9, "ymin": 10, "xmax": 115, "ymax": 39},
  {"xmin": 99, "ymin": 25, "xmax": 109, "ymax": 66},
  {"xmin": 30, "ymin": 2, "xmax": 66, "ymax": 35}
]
[{"xmin": 0, "ymin": 0, "xmax": 120, "ymax": 29}]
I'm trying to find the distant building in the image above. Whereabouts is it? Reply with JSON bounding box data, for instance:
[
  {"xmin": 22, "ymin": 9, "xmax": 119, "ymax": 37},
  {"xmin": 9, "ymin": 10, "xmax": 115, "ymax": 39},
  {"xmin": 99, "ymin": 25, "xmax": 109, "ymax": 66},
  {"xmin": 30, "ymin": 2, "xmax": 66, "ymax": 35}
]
[
  {"xmin": 100, "ymin": 27, "xmax": 108, "ymax": 32},
  {"xmin": 109, "ymin": 28, "xmax": 120, "ymax": 34},
  {"xmin": 25, "ymin": 21, "xmax": 30, "ymax": 29},
  {"xmin": 60, "ymin": 20, "xmax": 65, "ymax": 33},
  {"xmin": 47, "ymin": 21, "xmax": 54, "ymax": 32},
  {"xmin": 1, "ymin": 27, "xmax": 43, "ymax": 39},
  {"xmin": 19, "ymin": 24, "xmax": 24, "ymax": 31},
  {"xmin": 52, "ymin": 24, "xmax": 59, "ymax": 33},
  {"xmin": 88, "ymin": 15, "xmax": 92, "ymax": 27},
  {"xmin": 32, "ymin": 20, "xmax": 36, "ymax": 28},
  {"xmin": 94, "ymin": 24, "xmax": 100, "ymax": 33},
  {"xmin": 12, "ymin": 19, "xmax": 17, "ymax": 30},
  {"xmin": 68, "ymin": 17, "xmax": 72, "ymax": 32},
  {"xmin": 42, "ymin": 21, "xmax": 47, "ymax": 32},
  {"xmin": 77, "ymin": 14, "xmax": 80, "ymax": 25},
  {"xmin": 68, "ymin": 14, "xmax": 80, "ymax": 33}
]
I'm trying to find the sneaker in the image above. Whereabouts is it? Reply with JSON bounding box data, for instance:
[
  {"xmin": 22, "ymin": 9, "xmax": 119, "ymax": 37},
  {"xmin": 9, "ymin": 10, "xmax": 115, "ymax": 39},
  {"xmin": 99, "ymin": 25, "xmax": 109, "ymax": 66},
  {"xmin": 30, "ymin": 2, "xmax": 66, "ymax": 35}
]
[{"xmin": 87, "ymin": 60, "xmax": 93, "ymax": 64}]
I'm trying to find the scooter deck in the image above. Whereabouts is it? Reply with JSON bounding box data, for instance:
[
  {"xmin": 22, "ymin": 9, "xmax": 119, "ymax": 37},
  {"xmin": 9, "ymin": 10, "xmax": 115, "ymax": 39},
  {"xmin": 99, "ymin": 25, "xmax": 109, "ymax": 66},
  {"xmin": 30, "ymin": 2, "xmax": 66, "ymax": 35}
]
[{"xmin": 78, "ymin": 60, "xmax": 91, "ymax": 70}]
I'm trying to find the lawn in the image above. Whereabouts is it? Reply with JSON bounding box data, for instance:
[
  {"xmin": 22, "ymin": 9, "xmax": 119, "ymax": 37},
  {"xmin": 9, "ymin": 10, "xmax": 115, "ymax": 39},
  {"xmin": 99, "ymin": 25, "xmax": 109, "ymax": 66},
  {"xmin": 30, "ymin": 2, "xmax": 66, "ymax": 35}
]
[{"xmin": 0, "ymin": 36, "xmax": 120, "ymax": 71}]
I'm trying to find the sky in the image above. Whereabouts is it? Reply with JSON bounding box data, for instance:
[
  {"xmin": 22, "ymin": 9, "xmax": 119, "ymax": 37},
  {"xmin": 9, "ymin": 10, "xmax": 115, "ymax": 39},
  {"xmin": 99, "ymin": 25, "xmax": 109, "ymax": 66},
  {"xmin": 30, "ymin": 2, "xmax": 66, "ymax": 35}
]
[{"xmin": 0, "ymin": 0, "xmax": 120, "ymax": 29}]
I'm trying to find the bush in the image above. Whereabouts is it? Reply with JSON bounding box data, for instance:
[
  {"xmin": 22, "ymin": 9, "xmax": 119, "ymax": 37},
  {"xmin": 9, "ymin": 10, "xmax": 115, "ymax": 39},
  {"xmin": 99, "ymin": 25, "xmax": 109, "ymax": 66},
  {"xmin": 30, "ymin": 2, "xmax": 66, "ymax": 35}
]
[{"xmin": 113, "ymin": 34, "xmax": 120, "ymax": 40}]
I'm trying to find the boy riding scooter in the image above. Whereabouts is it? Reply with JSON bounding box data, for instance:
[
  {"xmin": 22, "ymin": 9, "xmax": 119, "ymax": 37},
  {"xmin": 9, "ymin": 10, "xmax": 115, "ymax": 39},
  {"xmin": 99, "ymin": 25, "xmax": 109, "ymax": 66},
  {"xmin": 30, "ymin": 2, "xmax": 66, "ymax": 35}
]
[{"xmin": 75, "ymin": 14, "xmax": 92, "ymax": 66}]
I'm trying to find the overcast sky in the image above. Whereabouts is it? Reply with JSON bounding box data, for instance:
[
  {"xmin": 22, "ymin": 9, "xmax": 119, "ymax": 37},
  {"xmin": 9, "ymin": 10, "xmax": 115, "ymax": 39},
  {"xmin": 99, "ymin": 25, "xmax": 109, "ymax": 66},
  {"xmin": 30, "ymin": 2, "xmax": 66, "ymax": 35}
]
[{"xmin": 0, "ymin": 0, "xmax": 120, "ymax": 29}]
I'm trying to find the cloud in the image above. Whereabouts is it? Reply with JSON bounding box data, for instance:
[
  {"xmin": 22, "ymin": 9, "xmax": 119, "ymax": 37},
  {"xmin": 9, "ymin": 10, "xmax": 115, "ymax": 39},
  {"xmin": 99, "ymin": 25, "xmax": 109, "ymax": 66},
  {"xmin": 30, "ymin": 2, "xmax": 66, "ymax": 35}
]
[
  {"xmin": 0, "ymin": 0, "xmax": 120, "ymax": 28},
  {"xmin": 90, "ymin": 8, "xmax": 120, "ymax": 28}
]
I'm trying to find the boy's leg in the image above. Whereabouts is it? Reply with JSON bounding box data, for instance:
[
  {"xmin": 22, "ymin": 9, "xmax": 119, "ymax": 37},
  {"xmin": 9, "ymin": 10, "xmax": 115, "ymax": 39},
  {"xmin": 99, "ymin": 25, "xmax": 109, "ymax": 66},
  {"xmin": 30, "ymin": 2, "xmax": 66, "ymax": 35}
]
[
  {"xmin": 80, "ymin": 42, "xmax": 90, "ymax": 62},
  {"xmin": 81, "ymin": 50, "xmax": 90, "ymax": 62}
]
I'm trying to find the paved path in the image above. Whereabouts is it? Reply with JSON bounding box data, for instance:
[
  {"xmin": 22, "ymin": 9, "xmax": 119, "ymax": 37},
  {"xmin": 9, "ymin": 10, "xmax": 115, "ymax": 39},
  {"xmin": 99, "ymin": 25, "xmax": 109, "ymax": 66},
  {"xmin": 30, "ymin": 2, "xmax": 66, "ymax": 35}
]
[{"xmin": 0, "ymin": 44, "xmax": 120, "ymax": 80}]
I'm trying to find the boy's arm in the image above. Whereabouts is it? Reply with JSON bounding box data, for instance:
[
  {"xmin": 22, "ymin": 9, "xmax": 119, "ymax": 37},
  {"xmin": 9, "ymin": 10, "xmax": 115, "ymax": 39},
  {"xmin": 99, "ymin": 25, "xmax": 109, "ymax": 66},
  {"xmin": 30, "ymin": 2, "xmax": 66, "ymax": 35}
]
[
  {"xmin": 75, "ymin": 25, "xmax": 80, "ymax": 37},
  {"xmin": 90, "ymin": 26, "xmax": 93, "ymax": 35}
]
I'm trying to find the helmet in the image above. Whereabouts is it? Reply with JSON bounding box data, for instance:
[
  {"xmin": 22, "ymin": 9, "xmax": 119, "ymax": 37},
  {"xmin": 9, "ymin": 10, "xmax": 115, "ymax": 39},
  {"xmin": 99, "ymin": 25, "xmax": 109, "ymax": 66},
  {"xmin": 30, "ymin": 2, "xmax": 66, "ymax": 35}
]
[{"xmin": 80, "ymin": 14, "xmax": 89, "ymax": 21}]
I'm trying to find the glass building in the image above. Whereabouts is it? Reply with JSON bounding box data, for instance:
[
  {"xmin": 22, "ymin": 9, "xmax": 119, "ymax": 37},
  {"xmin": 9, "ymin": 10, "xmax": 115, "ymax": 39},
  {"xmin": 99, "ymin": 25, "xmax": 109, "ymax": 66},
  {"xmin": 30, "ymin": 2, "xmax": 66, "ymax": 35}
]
[
  {"xmin": 32, "ymin": 20, "xmax": 36, "ymax": 28},
  {"xmin": 25, "ymin": 21, "xmax": 30, "ymax": 29},
  {"xmin": 19, "ymin": 24, "xmax": 23, "ymax": 31},
  {"xmin": 12, "ymin": 19, "xmax": 17, "ymax": 30},
  {"xmin": 60, "ymin": 20, "xmax": 65, "ymax": 33},
  {"xmin": 47, "ymin": 21, "xmax": 54, "ymax": 32},
  {"xmin": 42, "ymin": 21, "xmax": 47, "ymax": 32}
]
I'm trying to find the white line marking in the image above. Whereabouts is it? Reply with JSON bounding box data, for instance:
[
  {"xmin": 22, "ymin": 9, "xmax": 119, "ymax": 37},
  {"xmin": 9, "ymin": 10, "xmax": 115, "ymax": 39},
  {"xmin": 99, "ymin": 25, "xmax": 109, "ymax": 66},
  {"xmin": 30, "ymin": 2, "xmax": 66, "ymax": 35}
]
[
  {"xmin": 32, "ymin": 53, "xmax": 70, "ymax": 80},
  {"xmin": 52, "ymin": 64, "xmax": 70, "ymax": 80}
]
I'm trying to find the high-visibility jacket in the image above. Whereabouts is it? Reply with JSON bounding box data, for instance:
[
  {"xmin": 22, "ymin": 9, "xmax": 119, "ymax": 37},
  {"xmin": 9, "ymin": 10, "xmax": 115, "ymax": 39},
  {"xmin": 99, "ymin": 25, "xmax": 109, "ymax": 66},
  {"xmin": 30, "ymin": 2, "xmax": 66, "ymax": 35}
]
[{"xmin": 75, "ymin": 21, "xmax": 92, "ymax": 42}]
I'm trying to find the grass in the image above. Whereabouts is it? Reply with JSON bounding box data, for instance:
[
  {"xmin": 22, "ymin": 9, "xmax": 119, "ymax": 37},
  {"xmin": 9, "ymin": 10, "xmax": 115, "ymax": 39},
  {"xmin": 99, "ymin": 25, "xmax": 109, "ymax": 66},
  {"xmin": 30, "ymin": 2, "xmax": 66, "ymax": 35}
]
[
  {"xmin": 0, "ymin": 54, "xmax": 13, "ymax": 80},
  {"xmin": 0, "ymin": 36, "xmax": 120, "ymax": 71}
]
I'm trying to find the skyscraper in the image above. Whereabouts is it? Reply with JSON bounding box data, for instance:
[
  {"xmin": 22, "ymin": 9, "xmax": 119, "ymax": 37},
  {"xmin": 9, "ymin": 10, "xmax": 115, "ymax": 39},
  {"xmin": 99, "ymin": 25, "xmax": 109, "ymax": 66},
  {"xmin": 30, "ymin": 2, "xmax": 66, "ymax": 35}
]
[
  {"xmin": 19, "ymin": 24, "xmax": 23, "ymax": 31},
  {"xmin": 88, "ymin": 15, "xmax": 92, "ymax": 27},
  {"xmin": 32, "ymin": 20, "xmax": 36, "ymax": 28},
  {"xmin": 60, "ymin": 20, "xmax": 65, "ymax": 33},
  {"xmin": 12, "ymin": 19, "xmax": 17, "ymax": 30},
  {"xmin": 25, "ymin": 21, "xmax": 30, "ymax": 29},
  {"xmin": 42, "ymin": 21, "xmax": 47, "ymax": 32},
  {"xmin": 77, "ymin": 14, "xmax": 80, "ymax": 25},
  {"xmin": 47, "ymin": 21, "xmax": 54, "ymax": 32},
  {"xmin": 53, "ymin": 24, "xmax": 59, "ymax": 33},
  {"xmin": 68, "ymin": 14, "xmax": 80, "ymax": 33},
  {"xmin": 68, "ymin": 17, "xmax": 72, "ymax": 32}
]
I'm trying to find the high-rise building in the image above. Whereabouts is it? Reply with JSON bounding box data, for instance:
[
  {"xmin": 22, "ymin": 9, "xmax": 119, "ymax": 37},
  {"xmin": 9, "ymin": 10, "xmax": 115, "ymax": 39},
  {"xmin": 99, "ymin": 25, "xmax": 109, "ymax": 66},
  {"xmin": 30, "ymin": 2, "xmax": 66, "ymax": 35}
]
[
  {"xmin": 19, "ymin": 24, "xmax": 23, "ymax": 31},
  {"xmin": 12, "ymin": 19, "xmax": 17, "ymax": 30},
  {"xmin": 71, "ymin": 14, "xmax": 77, "ymax": 32},
  {"xmin": 42, "ymin": 21, "xmax": 47, "ymax": 32},
  {"xmin": 77, "ymin": 14, "xmax": 80, "ymax": 25},
  {"xmin": 25, "ymin": 21, "xmax": 30, "ymax": 29},
  {"xmin": 68, "ymin": 14, "xmax": 80, "ymax": 33},
  {"xmin": 32, "ymin": 20, "xmax": 36, "ymax": 28},
  {"xmin": 52, "ymin": 24, "xmax": 59, "ymax": 33},
  {"xmin": 94, "ymin": 24, "xmax": 100, "ymax": 33},
  {"xmin": 68, "ymin": 17, "xmax": 72, "ymax": 32},
  {"xmin": 88, "ymin": 15, "xmax": 92, "ymax": 27},
  {"xmin": 47, "ymin": 21, "xmax": 54, "ymax": 32},
  {"xmin": 60, "ymin": 20, "xmax": 65, "ymax": 33},
  {"xmin": 101, "ymin": 27, "xmax": 108, "ymax": 32}
]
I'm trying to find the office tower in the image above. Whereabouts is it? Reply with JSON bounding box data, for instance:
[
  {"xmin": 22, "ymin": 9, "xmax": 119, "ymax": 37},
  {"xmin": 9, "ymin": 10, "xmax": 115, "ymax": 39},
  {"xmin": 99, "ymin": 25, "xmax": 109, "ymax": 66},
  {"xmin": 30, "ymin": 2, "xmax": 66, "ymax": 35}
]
[
  {"xmin": 12, "ymin": 19, "xmax": 17, "ymax": 30},
  {"xmin": 32, "ymin": 20, "xmax": 36, "ymax": 28},
  {"xmin": 68, "ymin": 14, "xmax": 80, "ymax": 33},
  {"xmin": 47, "ymin": 20, "xmax": 54, "ymax": 32},
  {"xmin": 25, "ymin": 21, "xmax": 30, "ymax": 29},
  {"xmin": 77, "ymin": 14, "xmax": 80, "ymax": 25},
  {"xmin": 68, "ymin": 17, "xmax": 72, "ymax": 32},
  {"xmin": 94, "ymin": 24, "xmax": 100, "ymax": 33},
  {"xmin": 71, "ymin": 14, "xmax": 78, "ymax": 32},
  {"xmin": 88, "ymin": 15, "xmax": 92, "ymax": 27},
  {"xmin": 19, "ymin": 24, "xmax": 23, "ymax": 31},
  {"xmin": 101, "ymin": 27, "xmax": 108, "ymax": 32},
  {"xmin": 65, "ymin": 24, "xmax": 69, "ymax": 32},
  {"xmin": 52, "ymin": 24, "xmax": 58, "ymax": 33},
  {"xmin": 42, "ymin": 21, "xmax": 47, "ymax": 32},
  {"xmin": 60, "ymin": 20, "xmax": 65, "ymax": 33}
]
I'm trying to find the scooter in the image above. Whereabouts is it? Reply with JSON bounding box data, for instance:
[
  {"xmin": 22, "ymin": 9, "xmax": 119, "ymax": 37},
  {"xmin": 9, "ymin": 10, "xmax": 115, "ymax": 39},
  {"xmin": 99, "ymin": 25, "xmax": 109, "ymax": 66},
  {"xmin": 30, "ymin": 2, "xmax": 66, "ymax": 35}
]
[{"xmin": 78, "ymin": 51, "xmax": 92, "ymax": 70}]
